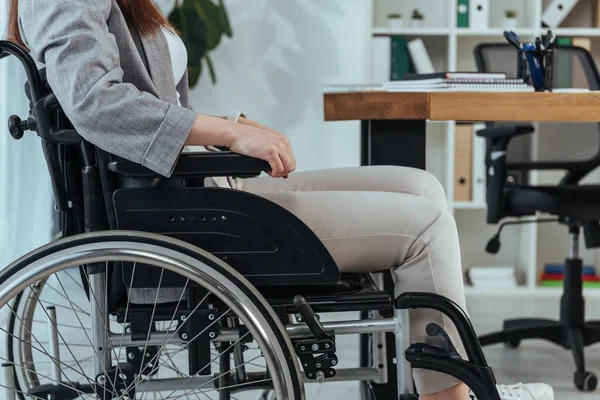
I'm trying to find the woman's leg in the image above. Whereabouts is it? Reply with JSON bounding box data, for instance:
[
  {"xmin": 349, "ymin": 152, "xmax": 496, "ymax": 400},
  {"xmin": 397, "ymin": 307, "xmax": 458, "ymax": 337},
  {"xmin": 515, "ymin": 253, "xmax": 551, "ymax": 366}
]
[
  {"xmin": 250, "ymin": 189, "xmax": 467, "ymax": 396},
  {"xmin": 240, "ymin": 166, "xmax": 449, "ymax": 208}
]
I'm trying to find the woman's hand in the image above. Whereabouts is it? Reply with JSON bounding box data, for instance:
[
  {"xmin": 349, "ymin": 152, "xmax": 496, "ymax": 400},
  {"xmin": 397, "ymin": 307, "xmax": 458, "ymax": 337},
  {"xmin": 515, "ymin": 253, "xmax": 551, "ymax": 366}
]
[
  {"xmin": 185, "ymin": 114, "xmax": 296, "ymax": 178},
  {"xmin": 229, "ymin": 125, "xmax": 296, "ymax": 178}
]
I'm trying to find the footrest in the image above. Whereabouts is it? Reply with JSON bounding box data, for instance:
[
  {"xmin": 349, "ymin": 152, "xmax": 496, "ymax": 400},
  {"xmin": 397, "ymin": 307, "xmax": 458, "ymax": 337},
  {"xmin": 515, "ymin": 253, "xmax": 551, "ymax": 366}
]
[{"xmin": 405, "ymin": 343, "xmax": 499, "ymax": 400}]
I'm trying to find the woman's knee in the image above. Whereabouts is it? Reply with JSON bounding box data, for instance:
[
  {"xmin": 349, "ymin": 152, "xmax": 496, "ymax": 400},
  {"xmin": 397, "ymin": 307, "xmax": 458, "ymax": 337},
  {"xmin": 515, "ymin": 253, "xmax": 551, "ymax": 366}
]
[{"xmin": 374, "ymin": 166, "xmax": 448, "ymax": 207}]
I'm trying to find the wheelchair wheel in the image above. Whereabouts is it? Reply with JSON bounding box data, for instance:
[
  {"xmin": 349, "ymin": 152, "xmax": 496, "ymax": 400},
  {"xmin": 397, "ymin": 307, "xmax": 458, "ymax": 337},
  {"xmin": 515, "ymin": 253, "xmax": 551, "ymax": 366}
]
[{"xmin": 1, "ymin": 231, "xmax": 304, "ymax": 399}]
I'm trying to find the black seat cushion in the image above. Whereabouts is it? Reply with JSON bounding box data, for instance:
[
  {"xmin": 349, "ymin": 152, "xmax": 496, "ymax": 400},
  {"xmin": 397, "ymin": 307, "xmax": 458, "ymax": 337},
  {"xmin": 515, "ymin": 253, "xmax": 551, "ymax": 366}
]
[{"xmin": 506, "ymin": 185, "xmax": 600, "ymax": 221}]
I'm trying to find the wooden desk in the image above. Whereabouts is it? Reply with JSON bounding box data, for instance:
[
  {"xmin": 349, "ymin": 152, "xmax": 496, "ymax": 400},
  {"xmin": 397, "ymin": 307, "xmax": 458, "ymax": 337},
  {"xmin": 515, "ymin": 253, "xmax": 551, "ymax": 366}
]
[{"xmin": 324, "ymin": 91, "xmax": 600, "ymax": 168}]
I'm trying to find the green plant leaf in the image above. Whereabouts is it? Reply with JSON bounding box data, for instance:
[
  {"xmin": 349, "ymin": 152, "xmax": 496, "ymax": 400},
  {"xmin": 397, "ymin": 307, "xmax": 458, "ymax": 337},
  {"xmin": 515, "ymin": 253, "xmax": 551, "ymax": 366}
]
[
  {"xmin": 194, "ymin": 0, "xmax": 223, "ymax": 51},
  {"xmin": 218, "ymin": 0, "xmax": 233, "ymax": 38},
  {"xmin": 204, "ymin": 54, "xmax": 217, "ymax": 84},
  {"xmin": 188, "ymin": 64, "xmax": 202, "ymax": 87}
]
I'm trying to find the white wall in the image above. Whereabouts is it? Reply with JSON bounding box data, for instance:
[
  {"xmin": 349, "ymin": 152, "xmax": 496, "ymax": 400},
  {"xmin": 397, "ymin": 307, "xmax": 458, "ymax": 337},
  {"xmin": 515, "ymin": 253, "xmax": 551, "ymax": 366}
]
[
  {"xmin": 0, "ymin": 3, "xmax": 53, "ymax": 268},
  {"xmin": 187, "ymin": 0, "xmax": 372, "ymax": 171}
]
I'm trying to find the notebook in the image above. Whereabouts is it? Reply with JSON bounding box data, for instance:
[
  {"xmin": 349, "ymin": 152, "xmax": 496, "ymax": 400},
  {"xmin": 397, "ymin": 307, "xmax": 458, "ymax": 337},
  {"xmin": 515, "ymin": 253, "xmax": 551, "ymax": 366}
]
[{"xmin": 403, "ymin": 72, "xmax": 507, "ymax": 80}]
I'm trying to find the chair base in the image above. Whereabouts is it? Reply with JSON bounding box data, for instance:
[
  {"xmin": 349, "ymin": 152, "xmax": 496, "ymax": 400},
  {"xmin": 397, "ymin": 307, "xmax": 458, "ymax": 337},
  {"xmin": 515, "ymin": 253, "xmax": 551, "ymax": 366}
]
[{"xmin": 478, "ymin": 256, "xmax": 600, "ymax": 392}]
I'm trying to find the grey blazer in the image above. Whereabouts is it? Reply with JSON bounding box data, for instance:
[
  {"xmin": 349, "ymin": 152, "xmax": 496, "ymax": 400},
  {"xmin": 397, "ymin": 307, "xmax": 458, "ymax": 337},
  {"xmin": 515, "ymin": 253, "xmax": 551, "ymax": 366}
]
[{"xmin": 18, "ymin": 0, "xmax": 197, "ymax": 177}]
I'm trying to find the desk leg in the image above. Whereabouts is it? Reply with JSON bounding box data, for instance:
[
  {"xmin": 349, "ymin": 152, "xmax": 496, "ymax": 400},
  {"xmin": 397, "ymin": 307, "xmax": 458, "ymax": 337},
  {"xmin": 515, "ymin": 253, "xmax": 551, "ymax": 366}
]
[
  {"xmin": 361, "ymin": 120, "xmax": 427, "ymax": 169},
  {"xmin": 360, "ymin": 119, "xmax": 426, "ymax": 398}
]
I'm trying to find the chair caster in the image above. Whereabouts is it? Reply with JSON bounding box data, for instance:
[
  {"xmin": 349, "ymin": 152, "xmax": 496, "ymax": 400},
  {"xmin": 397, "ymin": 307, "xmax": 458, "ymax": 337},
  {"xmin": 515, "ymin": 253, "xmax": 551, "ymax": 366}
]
[
  {"xmin": 574, "ymin": 371, "xmax": 598, "ymax": 392},
  {"xmin": 398, "ymin": 394, "xmax": 418, "ymax": 400},
  {"xmin": 504, "ymin": 339, "xmax": 520, "ymax": 349}
]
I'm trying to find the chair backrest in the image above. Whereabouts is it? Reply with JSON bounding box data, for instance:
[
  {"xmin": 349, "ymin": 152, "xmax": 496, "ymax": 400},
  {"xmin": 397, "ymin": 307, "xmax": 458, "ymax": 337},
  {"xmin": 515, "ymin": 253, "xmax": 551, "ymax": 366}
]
[{"xmin": 474, "ymin": 43, "xmax": 600, "ymax": 90}]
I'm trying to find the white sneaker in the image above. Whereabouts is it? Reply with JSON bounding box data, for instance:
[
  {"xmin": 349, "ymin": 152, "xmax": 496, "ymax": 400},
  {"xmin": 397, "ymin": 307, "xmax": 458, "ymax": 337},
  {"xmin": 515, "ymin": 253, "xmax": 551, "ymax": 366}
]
[{"xmin": 471, "ymin": 383, "xmax": 554, "ymax": 400}]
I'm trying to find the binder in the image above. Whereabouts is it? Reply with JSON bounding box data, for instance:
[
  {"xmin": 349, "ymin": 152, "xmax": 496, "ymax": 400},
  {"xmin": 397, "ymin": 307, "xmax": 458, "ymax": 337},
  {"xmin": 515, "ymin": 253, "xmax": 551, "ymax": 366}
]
[
  {"xmin": 594, "ymin": 0, "xmax": 600, "ymax": 27},
  {"xmin": 371, "ymin": 36, "xmax": 391, "ymax": 84},
  {"xmin": 542, "ymin": 0, "xmax": 579, "ymax": 28},
  {"xmin": 390, "ymin": 36, "xmax": 413, "ymax": 81},
  {"xmin": 554, "ymin": 37, "xmax": 573, "ymax": 89},
  {"xmin": 472, "ymin": 123, "xmax": 487, "ymax": 205},
  {"xmin": 457, "ymin": 0, "xmax": 470, "ymax": 28},
  {"xmin": 454, "ymin": 124, "xmax": 473, "ymax": 202},
  {"xmin": 469, "ymin": 0, "xmax": 489, "ymax": 29},
  {"xmin": 407, "ymin": 39, "xmax": 435, "ymax": 74},
  {"xmin": 572, "ymin": 37, "xmax": 592, "ymax": 52}
]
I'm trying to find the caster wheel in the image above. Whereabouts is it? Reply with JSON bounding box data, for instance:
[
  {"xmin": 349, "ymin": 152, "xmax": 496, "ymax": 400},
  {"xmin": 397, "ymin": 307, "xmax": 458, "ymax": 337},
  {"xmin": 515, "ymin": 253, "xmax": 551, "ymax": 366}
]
[
  {"xmin": 504, "ymin": 339, "xmax": 521, "ymax": 349},
  {"xmin": 398, "ymin": 395, "xmax": 418, "ymax": 400},
  {"xmin": 574, "ymin": 371, "xmax": 598, "ymax": 392}
]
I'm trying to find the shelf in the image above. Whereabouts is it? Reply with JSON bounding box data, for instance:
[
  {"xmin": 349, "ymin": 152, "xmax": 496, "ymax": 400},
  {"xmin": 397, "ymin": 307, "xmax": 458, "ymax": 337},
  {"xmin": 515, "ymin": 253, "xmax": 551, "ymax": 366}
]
[
  {"xmin": 552, "ymin": 28, "xmax": 600, "ymax": 37},
  {"xmin": 372, "ymin": 27, "xmax": 450, "ymax": 36},
  {"xmin": 452, "ymin": 202, "xmax": 486, "ymax": 210},
  {"xmin": 455, "ymin": 28, "xmax": 537, "ymax": 37},
  {"xmin": 465, "ymin": 286, "xmax": 600, "ymax": 297}
]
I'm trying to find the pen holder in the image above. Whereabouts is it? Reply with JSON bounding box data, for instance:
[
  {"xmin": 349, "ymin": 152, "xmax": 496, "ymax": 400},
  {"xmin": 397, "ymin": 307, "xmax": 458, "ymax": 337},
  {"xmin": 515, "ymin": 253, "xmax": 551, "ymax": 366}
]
[{"xmin": 517, "ymin": 47, "xmax": 554, "ymax": 92}]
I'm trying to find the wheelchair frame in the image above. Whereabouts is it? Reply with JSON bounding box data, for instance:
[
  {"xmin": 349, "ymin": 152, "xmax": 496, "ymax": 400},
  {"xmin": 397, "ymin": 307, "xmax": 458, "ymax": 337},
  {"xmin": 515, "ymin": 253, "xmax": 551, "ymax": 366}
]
[{"xmin": 1, "ymin": 39, "xmax": 501, "ymax": 400}]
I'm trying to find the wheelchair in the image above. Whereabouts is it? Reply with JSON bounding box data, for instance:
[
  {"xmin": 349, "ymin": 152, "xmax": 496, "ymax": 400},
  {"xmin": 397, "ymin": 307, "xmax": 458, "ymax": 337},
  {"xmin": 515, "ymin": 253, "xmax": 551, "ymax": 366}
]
[{"xmin": 1, "ymin": 40, "xmax": 500, "ymax": 400}]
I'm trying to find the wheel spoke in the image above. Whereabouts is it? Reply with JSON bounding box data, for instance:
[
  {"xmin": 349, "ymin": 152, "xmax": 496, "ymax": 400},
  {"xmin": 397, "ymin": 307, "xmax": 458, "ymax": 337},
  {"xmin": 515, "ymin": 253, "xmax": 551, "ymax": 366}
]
[
  {"xmin": 4, "ymin": 304, "xmax": 97, "ymax": 388},
  {"xmin": 162, "ymin": 333, "xmax": 253, "ymax": 399},
  {"xmin": 119, "ymin": 296, "xmax": 216, "ymax": 396}
]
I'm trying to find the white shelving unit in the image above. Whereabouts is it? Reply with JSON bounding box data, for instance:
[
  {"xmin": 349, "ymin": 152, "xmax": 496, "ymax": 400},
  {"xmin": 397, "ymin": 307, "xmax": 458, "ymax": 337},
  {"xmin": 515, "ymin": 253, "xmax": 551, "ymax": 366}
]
[{"xmin": 369, "ymin": 0, "xmax": 600, "ymax": 295}]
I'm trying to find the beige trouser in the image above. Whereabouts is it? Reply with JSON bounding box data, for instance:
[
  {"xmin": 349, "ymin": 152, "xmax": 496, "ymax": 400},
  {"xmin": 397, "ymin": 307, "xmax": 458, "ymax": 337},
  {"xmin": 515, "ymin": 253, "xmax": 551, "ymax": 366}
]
[{"xmin": 240, "ymin": 166, "xmax": 467, "ymax": 395}]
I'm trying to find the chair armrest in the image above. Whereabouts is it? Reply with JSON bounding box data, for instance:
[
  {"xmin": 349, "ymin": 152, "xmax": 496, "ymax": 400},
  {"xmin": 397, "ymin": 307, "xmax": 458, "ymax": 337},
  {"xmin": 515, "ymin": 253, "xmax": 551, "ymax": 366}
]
[
  {"xmin": 107, "ymin": 151, "xmax": 270, "ymax": 178},
  {"xmin": 476, "ymin": 124, "xmax": 535, "ymax": 140}
]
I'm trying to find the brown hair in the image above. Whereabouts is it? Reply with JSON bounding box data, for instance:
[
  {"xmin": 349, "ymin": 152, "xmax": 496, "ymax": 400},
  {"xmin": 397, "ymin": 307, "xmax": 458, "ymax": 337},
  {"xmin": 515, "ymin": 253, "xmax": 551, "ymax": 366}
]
[{"xmin": 6, "ymin": 0, "xmax": 174, "ymax": 46}]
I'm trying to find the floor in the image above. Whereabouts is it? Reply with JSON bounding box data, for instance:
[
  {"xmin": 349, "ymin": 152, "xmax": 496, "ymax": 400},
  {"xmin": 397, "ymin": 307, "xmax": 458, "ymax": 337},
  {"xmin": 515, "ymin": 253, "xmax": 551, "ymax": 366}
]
[
  {"xmin": 302, "ymin": 294, "xmax": 600, "ymax": 400},
  {"xmin": 2, "ymin": 288, "xmax": 600, "ymax": 399}
]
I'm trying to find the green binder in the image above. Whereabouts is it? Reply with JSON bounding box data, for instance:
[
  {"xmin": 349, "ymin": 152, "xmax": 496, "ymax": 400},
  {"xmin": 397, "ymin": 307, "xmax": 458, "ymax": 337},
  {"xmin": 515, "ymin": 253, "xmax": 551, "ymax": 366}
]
[
  {"xmin": 457, "ymin": 0, "xmax": 469, "ymax": 28},
  {"xmin": 390, "ymin": 36, "xmax": 414, "ymax": 81},
  {"xmin": 554, "ymin": 37, "xmax": 572, "ymax": 89}
]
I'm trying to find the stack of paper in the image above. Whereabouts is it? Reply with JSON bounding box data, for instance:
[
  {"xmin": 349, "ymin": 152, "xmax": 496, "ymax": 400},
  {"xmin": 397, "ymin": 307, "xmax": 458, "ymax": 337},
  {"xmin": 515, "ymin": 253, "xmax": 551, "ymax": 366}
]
[
  {"xmin": 468, "ymin": 266, "xmax": 519, "ymax": 289},
  {"xmin": 383, "ymin": 77, "xmax": 534, "ymax": 93}
]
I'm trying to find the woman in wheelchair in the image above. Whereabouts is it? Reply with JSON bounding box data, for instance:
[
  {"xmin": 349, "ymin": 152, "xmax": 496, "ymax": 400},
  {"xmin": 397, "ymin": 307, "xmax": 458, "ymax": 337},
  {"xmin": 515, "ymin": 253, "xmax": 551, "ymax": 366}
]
[{"xmin": 0, "ymin": 0, "xmax": 553, "ymax": 399}]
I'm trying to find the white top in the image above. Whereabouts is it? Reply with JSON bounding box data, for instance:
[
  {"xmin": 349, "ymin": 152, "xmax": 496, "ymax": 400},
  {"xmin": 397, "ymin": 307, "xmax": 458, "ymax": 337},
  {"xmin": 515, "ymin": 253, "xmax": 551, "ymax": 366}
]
[
  {"xmin": 162, "ymin": 28, "xmax": 233, "ymax": 188},
  {"xmin": 162, "ymin": 28, "xmax": 188, "ymax": 106}
]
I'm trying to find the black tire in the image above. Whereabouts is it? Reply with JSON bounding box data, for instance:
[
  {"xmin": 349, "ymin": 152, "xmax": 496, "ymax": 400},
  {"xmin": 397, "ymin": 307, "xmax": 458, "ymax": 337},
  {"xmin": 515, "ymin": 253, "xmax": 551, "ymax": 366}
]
[
  {"xmin": 1, "ymin": 231, "xmax": 305, "ymax": 400},
  {"xmin": 504, "ymin": 339, "xmax": 521, "ymax": 349}
]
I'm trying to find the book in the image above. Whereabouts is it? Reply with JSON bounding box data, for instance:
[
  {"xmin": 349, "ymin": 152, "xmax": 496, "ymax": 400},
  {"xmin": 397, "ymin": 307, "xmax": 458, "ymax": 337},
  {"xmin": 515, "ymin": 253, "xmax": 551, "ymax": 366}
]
[
  {"xmin": 371, "ymin": 37, "xmax": 391, "ymax": 84},
  {"xmin": 407, "ymin": 39, "xmax": 435, "ymax": 74},
  {"xmin": 541, "ymin": 273, "xmax": 600, "ymax": 282},
  {"xmin": 554, "ymin": 37, "xmax": 573, "ymax": 89},
  {"xmin": 457, "ymin": 0, "xmax": 469, "ymax": 28},
  {"xmin": 544, "ymin": 264, "xmax": 597, "ymax": 276},
  {"xmin": 472, "ymin": 123, "xmax": 487, "ymax": 205},
  {"xmin": 390, "ymin": 36, "xmax": 414, "ymax": 81},
  {"xmin": 384, "ymin": 86, "xmax": 534, "ymax": 93},
  {"xmin": 384, "ymin": 78, "xmax": 525, "ymax": 87},
  {"xmin": 542, "ymin": 281, "xmax": 600, "ymax": 288},
  {"xmin": 454, "ymin": 124, "xmax": 473, "ymax": 201},
  {"xmin": 403, "ymin": 72, "xmax": 507, "ymax": 80}
]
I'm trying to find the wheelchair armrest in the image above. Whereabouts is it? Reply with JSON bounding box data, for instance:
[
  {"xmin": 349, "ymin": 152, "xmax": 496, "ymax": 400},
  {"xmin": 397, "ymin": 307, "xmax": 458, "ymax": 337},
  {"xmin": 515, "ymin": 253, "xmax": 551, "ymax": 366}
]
[
  {"xmin": 475, "ymin": 124, "xmax": 534, "ymax": 140},
  {"xmin": 107, "ymin": 151, "xmax": 270, "ymax": 178}
]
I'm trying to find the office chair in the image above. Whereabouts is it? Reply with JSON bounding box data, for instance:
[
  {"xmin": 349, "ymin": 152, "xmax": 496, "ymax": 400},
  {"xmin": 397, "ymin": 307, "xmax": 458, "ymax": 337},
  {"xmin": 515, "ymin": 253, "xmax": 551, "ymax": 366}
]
[{"xmin": 474, "ymin": 43, "xmax": 600, "ymax": 392}]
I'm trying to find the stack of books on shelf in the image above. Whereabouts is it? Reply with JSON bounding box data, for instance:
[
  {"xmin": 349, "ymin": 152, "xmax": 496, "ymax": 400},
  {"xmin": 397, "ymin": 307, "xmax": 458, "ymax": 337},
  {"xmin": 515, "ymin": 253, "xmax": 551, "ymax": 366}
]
[
  {"xmin": 467, "ymin": 266, "xmax": 518, "ymax": 289},
  {"xmin": 383, "ymin": 72, "xmax": 534, "ymax": 93},
  {"xmin": 541, "ymin": 264, "xmax": 600, "ymax": 288}
]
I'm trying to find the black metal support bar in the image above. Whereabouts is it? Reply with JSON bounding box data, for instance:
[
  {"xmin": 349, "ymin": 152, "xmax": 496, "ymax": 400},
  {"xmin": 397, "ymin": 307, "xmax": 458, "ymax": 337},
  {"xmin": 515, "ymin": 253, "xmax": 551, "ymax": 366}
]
[{"xmin": 396, "ymin": 292, "xmax": 488, "ymax": 368}]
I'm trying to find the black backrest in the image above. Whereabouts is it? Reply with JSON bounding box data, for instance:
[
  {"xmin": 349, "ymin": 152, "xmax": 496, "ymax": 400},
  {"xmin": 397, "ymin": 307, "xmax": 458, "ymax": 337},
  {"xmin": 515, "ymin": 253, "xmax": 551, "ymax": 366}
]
[
  {"xmin": 474, "ymin": 43, "xmax": 600, "ymax": 172},
  {"xmin": 474, "ymin": 43, "xmax": 600, "ymax": 90}
]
